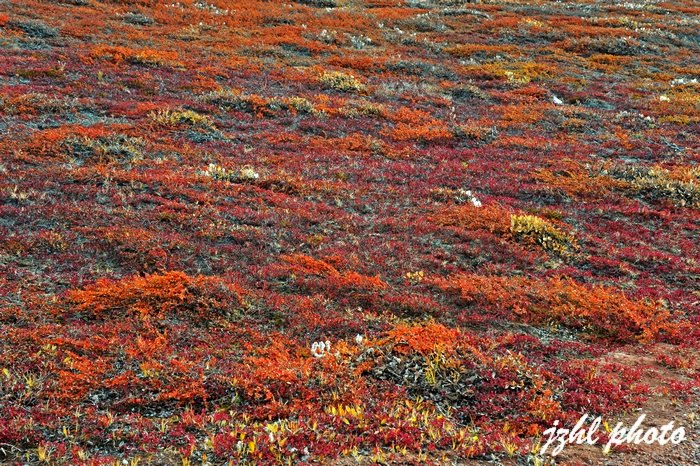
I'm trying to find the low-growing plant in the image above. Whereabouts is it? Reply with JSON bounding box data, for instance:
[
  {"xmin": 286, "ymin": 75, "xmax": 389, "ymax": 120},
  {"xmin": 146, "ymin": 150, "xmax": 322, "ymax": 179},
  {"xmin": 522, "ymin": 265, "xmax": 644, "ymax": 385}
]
[
  {"xmin": 431, "ymin": 273, "xmax": 680, "ymax": 343},
  {"xmin": 150, "ymin": 108, "xmax": 215, "ymax": 129},
  {"xmin": 320, "ymin": 70, "xmax": 366, "ymax": 93},
  {"xmin": 69, "ymin": 271, "xmax": 247, "ymax": 322},
  {"xmin": 341, "ymin": 99, "xmax": 385, "ymax": 118},
  {"xmin": 286, "ymin": 96, "xmax": 317, "ymax": 115},
  {"xmin": 203, "ymin": 163, "xmax": 260, "ymax": 183},
  {"xmin": 62, "ymin": 134, "xmax": 145, "ymax": 164},
  {"xmin": 604, "ymin": 164, "xmax": 700, "ymax": 207},
  {"xmin": 201, "ymin": 88, "xmax": 271, "ymax": 114},
  {"xmin": 510, "ymin": 214, "xmax": 577, "ymax": 255},
  {"xmin": 2, "ymin": 0, "xmax": 699, "ymax": 463}
]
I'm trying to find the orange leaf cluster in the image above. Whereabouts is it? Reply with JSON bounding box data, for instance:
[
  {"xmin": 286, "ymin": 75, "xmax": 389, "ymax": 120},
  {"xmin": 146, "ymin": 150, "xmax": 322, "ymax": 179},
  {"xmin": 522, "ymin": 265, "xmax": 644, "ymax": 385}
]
[
  {"xmin": 384, "ymin": 121, "xmax": 452, "ymax": 142},
  {"xmin": 386, "ymin": 321, "xmax": 459, "ymax": 355},
  {"xmin": 281, "ymin": 254, "xmax": 388, "ymax": 290},
  {"xmin": 432, "ymin": 274, "xmax": 680, "ymax": 343},
  {"xmin": 534, "ymin": 160, "xmax": 624, "ymax": 198},
  {"xmin": 89, "ymin": 45, "xmax": 181, "ymax": 67},
  {"xmin": 239, "ymin": 339, "xmax": 315, "ymax": 402},
  {"xmin": 431, "ymin": 204, "xmax": 512, "ymax": 235},
  {"xmin": 69, "ymin": 271, "xmax": 246, "ymax": 321}
]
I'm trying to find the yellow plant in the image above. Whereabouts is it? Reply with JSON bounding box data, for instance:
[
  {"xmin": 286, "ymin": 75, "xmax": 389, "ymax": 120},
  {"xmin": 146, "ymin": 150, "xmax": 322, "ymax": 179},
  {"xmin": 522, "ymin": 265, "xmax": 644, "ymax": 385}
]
[
  {"xmin": 203, "ymin": 163, "xmax": 259, "ymax": 183},
  {"xmin": 510, "ymin": 214, "xmax": 577, "ymax": 255},
  {"xmin": 201, "ymin": 87, "xmax": 245, "ymax": 106},
  {"xmin": 499, "ymin": 434, "xmax": 519, "ymax": 457},
  {"xmin": 320, "ymin": 71, "xmax": 366, "ymax": 93},
  {"xmin": 325, "ymin": 404, "xmax": 364, "ymax": 421},
  {"xmin": 37, "ymin": 445, "xmax": 51, "ymax": 463},
  {"xmin": 286, "ymin": 96, "xmax": 317, "ymax": 114},
  {"xmin": 342, "ymin": 99, "xmax": 385, "ymax": 118},
  {"xmin": 150, "ymin": 108, "xmax": 214, "ymax": 128},
  {"xmin": 404, "ymin": 270, "xmax": 424, "ymax": 283}
]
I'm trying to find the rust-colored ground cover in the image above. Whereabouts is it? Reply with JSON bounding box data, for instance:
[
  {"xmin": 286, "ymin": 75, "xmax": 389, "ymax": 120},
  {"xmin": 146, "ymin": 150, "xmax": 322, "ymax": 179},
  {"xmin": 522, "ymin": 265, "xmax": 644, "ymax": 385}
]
[{"xmin": 1, "ymin": 0, "xmax": 699, "ymax": 464}]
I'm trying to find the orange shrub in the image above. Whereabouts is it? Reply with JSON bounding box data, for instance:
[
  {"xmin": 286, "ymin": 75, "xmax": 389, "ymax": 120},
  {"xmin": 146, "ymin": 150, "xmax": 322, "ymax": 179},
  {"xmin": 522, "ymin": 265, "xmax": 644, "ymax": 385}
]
[
  {"xmin": 89, "ymin": 45, "xmax": 180, "ymax": 67},
  {"xmin": 340, "ymin": 271, "xmax": 388, "ymax": 290},
  {"xmin": 280, "ymin": 254, "xmax": 387, "ymax": 290},
  {"xmin": 69, "ymin": 271, "xmax": 246, "ymax": 321},
  {"xmin": 535, "ymin": 161, "xmax": 624, "ymax": 198},
  {"xmin": 53, "ymin": 353, "xmax": 110, "ymax": 401},
  {"xmin": 384, "ymin": 121, "xmax": 452, "ymax": 142},
  {"xmin": 431, "ymin": 204, "xmax": 511, "ymax": 234},
  {"xmin": 327, "ymin": 55, "xmax": 382, "ymax": 71},
  {"xmin": 389, "ymin": 107, "xmax": 434, "ymax": 124},
  {"xmin": 89, "ymin": 45, "xmax": 133, "ymax": 63},
  {"xmin": 281, "ymin": 254, "xmax": 340, "ymax": 277},
  {"xmin": 499, "ymin": 104, "xmax": 543, "ymax": 124},
  {"xmin": 29, "ymin": 125, "xmax": 112, "ymax": 156},
  {"xmin": 238, "ymin": 339, "xmax": 315, "ymax": 402},
  {"xmin": 431, "ymin": 274, "xmax": 678, "ymax": 343},
  {"xmin": 386, "ymin": 321, "xmax": 459, "ymax": 355},
  {"xmin": 445, "ymin": 44, "xmax": 521, "ymax": 58}
]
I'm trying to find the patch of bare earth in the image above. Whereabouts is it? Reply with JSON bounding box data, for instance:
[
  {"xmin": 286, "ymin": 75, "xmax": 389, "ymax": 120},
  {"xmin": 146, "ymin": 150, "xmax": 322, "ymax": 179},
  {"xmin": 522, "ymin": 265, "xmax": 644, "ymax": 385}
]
[{"xmin": 554, "ymin": 344, "xmax": 700, "ymax": 466}]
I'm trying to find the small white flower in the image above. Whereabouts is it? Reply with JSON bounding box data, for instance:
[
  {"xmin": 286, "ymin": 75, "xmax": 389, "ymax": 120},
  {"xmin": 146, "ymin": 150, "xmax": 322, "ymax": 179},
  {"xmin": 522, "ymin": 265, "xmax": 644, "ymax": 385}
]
[
  {"xmin": 238, "ymin": 166, "xmax": 259, "ymax": 181},
  {"xmin": 660, "ymin": 95, "xmax": 670, "ymax": 102},
  {"xmin": 355, "ymin": 334, "xmax": 364, "ymax": 345},
  {"xmin": 471, "ymin": 198, "xmax": 482, "ymax": 208},
  {"xmin": 311, "ymin": 341, "xmax": 331, "ymax": 358},
  {"xmin": 552, "ymin": 95, "xmax": 564, "ymax": 105}
]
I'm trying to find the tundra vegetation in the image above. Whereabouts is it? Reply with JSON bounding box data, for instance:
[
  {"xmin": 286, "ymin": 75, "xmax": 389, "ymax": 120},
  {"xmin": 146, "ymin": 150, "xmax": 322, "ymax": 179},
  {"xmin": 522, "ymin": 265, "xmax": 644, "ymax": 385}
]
[{"xmin": 0, "ymin": 0, "xmax": 699, "ymax": 464}]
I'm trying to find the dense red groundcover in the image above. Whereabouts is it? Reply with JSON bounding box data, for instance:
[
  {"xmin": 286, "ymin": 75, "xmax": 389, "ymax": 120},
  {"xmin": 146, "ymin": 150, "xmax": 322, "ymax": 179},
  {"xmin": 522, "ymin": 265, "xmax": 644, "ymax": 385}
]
[{"xmin": 1, "ymin": 0, "xmax": 699, "ymax": 464}]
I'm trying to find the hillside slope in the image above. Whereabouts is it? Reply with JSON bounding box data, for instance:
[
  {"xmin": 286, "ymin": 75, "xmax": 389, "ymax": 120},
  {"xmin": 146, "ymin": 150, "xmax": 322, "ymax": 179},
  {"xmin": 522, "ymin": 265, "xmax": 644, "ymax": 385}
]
[{"xmin": 1, "ymin": 0, "xmax": 699, "ymax": 464}]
